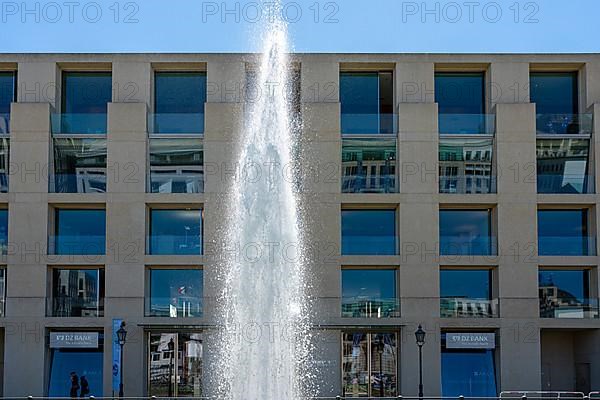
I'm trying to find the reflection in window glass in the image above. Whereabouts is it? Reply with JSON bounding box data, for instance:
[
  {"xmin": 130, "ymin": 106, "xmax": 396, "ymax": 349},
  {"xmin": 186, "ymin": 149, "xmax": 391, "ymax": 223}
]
[
  {"xmin": 51, "ymin": 269, "xmax": 104, "ymax": 317},
  {"xmin": 54, "ymin": 209, "xmax": 106, "ymax": 255},
  {"xmin": 148, "ymin": 269, "xmax": 203, "ymax": 317},
  {"xmin": 537, "ymin": 139, "xmax": 591, "ymax": 194},
  {"xmin": 149, "ymin": 209, "xmax": 202, "ymax": 255},
  {"xmin": 52, "ymin": 138, "xmax": 107, "ymax": 193},
  {"xmin": 342, "ymin": 269, "xmax": 397, "ymax": 317},
  {"xmin": 153, "ymin": 72, "xmax": 206, "ymax": 133},
  {"xmin": 0, "ymin": 209, "xmax": 6, "ymax": 255},
  {"xmin": 341, "ymin": 210, "xmax": 396, "ymax": 255},
  {"xmin": 342, "ymin": 332, "xmax": 397, "ymax": 397},
  {"xmin": 48, "ymin": 336, "xmax": 103, "ymax": 397},
  {"xmin": 0, "ymin": 269, "xmax": 5, "ymax": 317},
  {"xmin": 435, "ymin": 72, "xmax": 486, "ymax": 134},
  {"xmin": 61, "ymin": 72, "xmax": 112, "ymax": 134},
  {"xmin": 149, "ymin": 139, "xmax": 203, "ymax": 193},
  {"xmin": 148, "ymin": 332, "xmax": 203, "ymax": 397},
  {"xmin": 340, "ymin": 72, "xmax": 394, "ymax": 134},
  {"xmin": 0, "ymin": 71, "xmax": 15, "ymax": 134},
  {"xmin": 440, "ymin": 269, "xmax": 496, "ymax": 317},
  {"xmin": 530, "ymin": 72, "xmax": 581, "ymax": 135},
  {"xmin": 442, "ymin": 345, "xmax": 497, "ymax": 396},
  {"xmin": 439, "ymin": 209, "xmax": 494, "ymax": 255},
  {"xmin": 538, "ymin": 209, "xmax": 592, "ymax": 256},
  {"xmin": 0, "ymin": 138, "xmax": 8, "ymax": 192},
  {"xmin": 342, "ymin": 138, "xmax": 396, "ymax": 193},
  {"xmin": 539, "ymin": 269, "xmax": 595, "ymax": 318},
  {"xmin": 439, "ymin": 139, "xmax": 494, "ymax": 194}
]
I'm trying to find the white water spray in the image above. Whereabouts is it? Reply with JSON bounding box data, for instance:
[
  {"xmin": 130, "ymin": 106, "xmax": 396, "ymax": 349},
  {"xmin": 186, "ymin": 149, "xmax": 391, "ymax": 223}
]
[{"xmin": 214, "ymin": 9, "xmax": 313, "ymax": 400}]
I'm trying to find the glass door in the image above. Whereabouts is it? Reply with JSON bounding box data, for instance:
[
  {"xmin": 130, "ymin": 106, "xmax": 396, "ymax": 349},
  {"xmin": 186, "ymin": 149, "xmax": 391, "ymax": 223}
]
[{"xmin": 148, "ymin": 332, "xmax": 203, "ymax": 397}]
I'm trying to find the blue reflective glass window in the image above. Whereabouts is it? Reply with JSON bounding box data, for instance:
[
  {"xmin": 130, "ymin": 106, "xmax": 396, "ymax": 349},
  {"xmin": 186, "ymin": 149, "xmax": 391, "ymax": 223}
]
[
  {"xmin": 530, "ymin": 72, "xmax": 578, "ymax": 115},
  {"xmin": 54, "ymin": 209, "xmax": 106, "ymax": 255},
  {"xmin": 439, "ymin": 209, "xmax": 493, "ymax": 255},
  {"xmin": 154, "ymin": 72, "xmax": 206, "ymax": 133},
  {"xmin": 341, "ymin": 209, "xmax": 396, "ymax": 255},
  {"xmin": 52, "ymin": 269, "xmax": 104, "ymax": 317},
  {"xmin": 340, "ymin": 72, "xmax": 394, "ymax": 134},
  {"xmin": 440, "ymin": 269, "xmax": 491, "ymax": 300},
  {"xmin": 537, "ymin": 139, "xmax": 590, "ymax": 194},
  {"xmin": 148, "ymin": 269, "xmax": 203, "ymax": 317},
  {"xmin": 441, "ymin": 348, "xmax": 497, "ymax": 396},
  {"xmin": 539, "ymin": 269, "xmax": 589, "ymax": 300},
  {"xmin": 149, "ymin": 209, "xmax": 202, "ymax": 255},
  {"xmin": 436, "ymin": 72, "xmax": 486, "ymax": 134},
  {"xmin": 0, "ymin": 209, "xmax": 7, "ymax": 254},
  {"xmin": 341, "ymin": 269, "xmax": 397, "ymax": 318},
  {"xmin": 0, "ymin": 72, "xmax": 15, "ymax": 134},
  {"xmin": 61, "ymin": 72, "xmax": 112, "ymax": 134},
  {"xmin": 48, "ymin": 343, "xmax": 103, "ymax": 397},
  {"xmin": 538, "ymin": 209, "xmax": 590, "ymax": 256}
]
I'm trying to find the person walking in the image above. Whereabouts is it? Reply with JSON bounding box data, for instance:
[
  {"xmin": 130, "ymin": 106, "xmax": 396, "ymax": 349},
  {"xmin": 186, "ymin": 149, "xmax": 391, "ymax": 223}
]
[
  {"xmin": 69, "ymin": 372, "xmax": 80, "ymax": 398},
  {"xmin": 80, "ymin": 376, "xmax": 90, "ymax": 398}
]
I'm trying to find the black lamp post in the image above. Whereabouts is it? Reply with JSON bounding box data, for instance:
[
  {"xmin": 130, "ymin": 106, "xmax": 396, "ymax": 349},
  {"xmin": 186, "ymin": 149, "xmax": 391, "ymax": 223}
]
[
  {"xmin": 415, "ymin": 325, "xmax": 426, "ymax": 400},
  {"xmin": 116, "ymin": 321, "xmax": 127, "ymax": 398},
  {"xmin": 168, "ymin": 338, "xmax": 175, "ymax": 397},
  {"xmin": 376, "ymin": 338, "xmax": 385, "ymax": 398}
]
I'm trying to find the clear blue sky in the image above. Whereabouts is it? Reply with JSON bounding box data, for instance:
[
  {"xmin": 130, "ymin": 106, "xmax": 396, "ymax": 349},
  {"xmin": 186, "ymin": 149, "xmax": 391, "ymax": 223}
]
[{"xmin": 1, "ymin": 0, "xmax": 599, "ymax": 53}]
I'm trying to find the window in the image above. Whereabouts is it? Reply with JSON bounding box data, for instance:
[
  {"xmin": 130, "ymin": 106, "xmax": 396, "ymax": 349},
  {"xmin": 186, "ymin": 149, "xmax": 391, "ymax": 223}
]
[
  {"xmin": 436, "ymin": 72, "xmax": 489, "ymax": 134},
  {"xmin": 530, "ymin": 72, "xmax": 585, "ymax": 135},
  {"xmin": 153, "ymin": 72, "xmax": 206, "ymax": 134},
  {"xmin": 340, "ymin": 71, "xmax": 394, "ymax": 134},
  {"xmin": 147, "ymin": 269, "xmax": 203, "ymax": 317},
  {"xmin": 439, "ymin": 138, "xmax": 494, "ymax": 194},
  {"xmin": 440, "ymin": 268, "xmax": 497, "ymax": 317},
  {"xmin": 342, "ymin": 138, "xmax": 396, "ymax": 193},
  {"xmin": 48, "ymin": 331, "xmax": 103, "ymax": 397},
  {"xmin": 342, "ymin": 332, "xmax": 397, "ymax": 397},
  {"xmin": 0, "ymin": 209, "xmax": 6, "ymax": 255},
  {"xmin": 439, "ymin": 209, "xmax": 495, "ymax": 255},
  {"xmin": 537, "ymin": 139, "xmax": 591, "ymax": 194},
  {"xmin": 148, "ymin": 332, "xmax": 203, "ymax": 397},
  {"xmin": 59, "ymin": 72, "xmax": 112, "ymax": 134},
  {"xmin": 50, "ymin": 268, "xmax": 104, "ymax": 317},
  {"xmin": 441, "ymin": 333, "xmax": 497, "ymax": 397},
  {"xmin": 149, "ymin": 139, "xmax": 203, "ymax": 193},
  {"xmin": 341, "ymin": 209, "xmax": 396, "ymax": 255},
  {"xmin": 52, "ymin": 138, "xmax": 107, "ymax": 193},
  {"xmin": 0, "ymin": 269, "xmax": 5, "ymax": 317},
  {"xmin": 0, "ymin": 71, "xmax": 16, "ymax": 134},
  {"xmin": 342, "ymin": 269, "xmax": 398, "ymax": 318},
  {"xmin": 52, "ymin": 209, "xmax": 106, "ymax": 255},
  {"xmin": 0, "ymin": 138, "xmax": 9, "ymax": 193},
  {"xmin": 538, "ymin": 209, "xmax": 593, "ymax": 256},
  {"xmin": 148, "ymin": 209, "xmax": 202, "ymax": 255},
  {"xmin": 539, "ymin": 269, "xmax": 596, "ymax": 318}
]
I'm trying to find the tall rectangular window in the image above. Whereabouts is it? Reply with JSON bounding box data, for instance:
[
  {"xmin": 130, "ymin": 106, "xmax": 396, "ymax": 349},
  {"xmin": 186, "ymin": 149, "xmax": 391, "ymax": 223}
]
[
  {"xmin": 539, "ymin": 268, "xmax": 596, "ymax": 318},
  {"xmin": 0, "ymin": 269, "xmax": 5, "ymax": 317},
  {"xmin": 60, "ymin": 72, "xmax": 112, "ymax": 134},
  {"xmin": 52, "ymin": 138, "xmax": 107, "ymax": 193},
  {"xmin": 0, "ymin": 138, "xmax": 9, "ymax": 193},
  {"xmin": 538, "ymin": 209, "xmax": 594, "ymax": 256},
  {"xmin": 342, "ymin": 332, "xmax": 397, "ymax": 397},
  {"xmin": 440, "ymin": 268, "xmax": 497, "ymax": 317},
  {"xmin": 147, "ymin": 268, "xmax": 203, "ymax": 317},
  {"xmin": 0, "ymin": 209, "xmax": 7, "ymax": 255},
  {"xmin": 340, "ymin": 71, "xmax": 394, "ymax": 134},
  {"xmin": 149, "ymin": 138, "xmax": 203, "ymax": 193},
  {"xmin": 148, "ymin": 209, "xmax": 202, "ymax": 255},
  {"xmin": 0, "ymin": 71, "xmax": 16, "ymax": 134},
  {"xmin": 52, "ymin": 209, "xmax": 106, "ymax": 255},
  {"xmin": 439, "ymin": 209, "xmax": 495, "ymax": 255},
  {"xmin": 50, "ymin": 268, "xmax": 104, "ymax": 317},
  {"xmin": 342, "ymin": 269, "xmax": 398, "ymax": 318},
  {"xmin": 436, "ymin": 72, "xmax": 489, "ymax": 134},
  {"xmin": 341, "ymin": 209, "xmax": 396, "ymax": 255},
  {"xmin": 537, "ymin": 139, "xmax": 591, "ymax": 194},
  {"xmin": 530, "ymin": 72, "xmax": 583, "ymax": 135},
  {"xmin": 153, "ymin": 72, "xmax": 206, "ymax": 134}
]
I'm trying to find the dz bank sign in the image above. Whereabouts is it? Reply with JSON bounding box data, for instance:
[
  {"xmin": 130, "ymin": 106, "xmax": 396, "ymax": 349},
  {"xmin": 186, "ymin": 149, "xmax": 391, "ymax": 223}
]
[{"xmin": 446, "ymin": 333, "xmax": 495, "ymax": 349}]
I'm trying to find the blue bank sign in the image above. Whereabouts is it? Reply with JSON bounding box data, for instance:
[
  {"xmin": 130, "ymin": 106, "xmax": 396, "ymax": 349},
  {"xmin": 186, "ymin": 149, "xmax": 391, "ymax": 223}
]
[{"xmin": 446, "ymin": 333, "xmax": 495, "ymax": 349}]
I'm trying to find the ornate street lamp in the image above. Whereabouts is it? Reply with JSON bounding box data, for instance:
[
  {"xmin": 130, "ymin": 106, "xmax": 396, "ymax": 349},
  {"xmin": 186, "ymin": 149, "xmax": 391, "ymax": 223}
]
[
  {"xmin": 376, "ymin": 338, "xmax": 385, "ymax": 398},
  {"xmin": 415, "ymin": 325, "xmax": 426, "ymax": 400},
  {"xmin": 168, "ymin": 337, "xmax": 175, "ymax": 397},
  {"xmin": 116, "ymin": 322, "xmax": 127, "ymax": 398}
]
